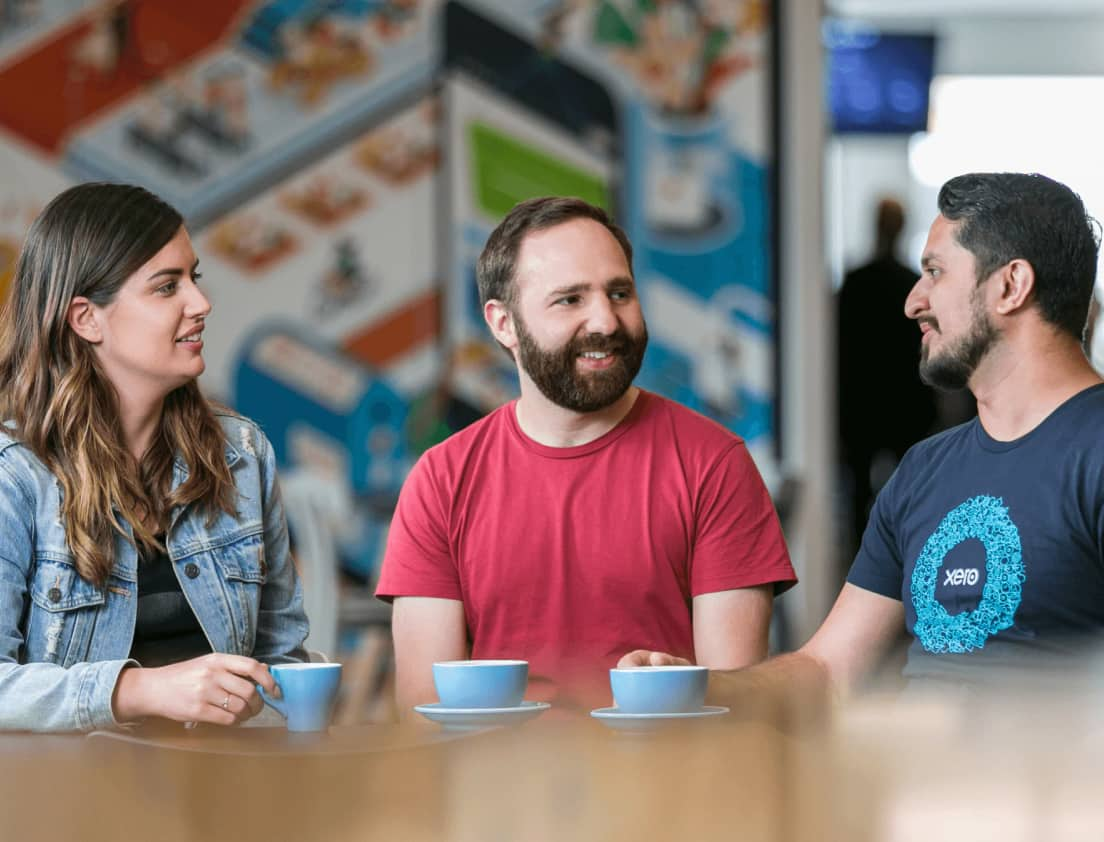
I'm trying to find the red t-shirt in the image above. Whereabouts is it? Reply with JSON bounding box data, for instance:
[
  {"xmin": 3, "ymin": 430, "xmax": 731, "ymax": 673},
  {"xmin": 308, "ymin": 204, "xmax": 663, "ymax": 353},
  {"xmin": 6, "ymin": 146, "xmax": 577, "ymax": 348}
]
[{"xmin": 376, "ymin": 391, "xmax": 795, "ymax": 706}]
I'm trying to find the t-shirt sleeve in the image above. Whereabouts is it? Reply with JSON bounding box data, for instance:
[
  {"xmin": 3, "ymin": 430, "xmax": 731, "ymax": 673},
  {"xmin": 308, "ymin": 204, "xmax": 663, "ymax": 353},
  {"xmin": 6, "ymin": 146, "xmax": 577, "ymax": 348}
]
[
  {"xmin": 690, "ymin": 442, "xmax": 797, "ymax": 597},
  {"xmin": 846, "ymin": 467, "xmax": 906, "ymax": 600},
  {"xmin": 1095, "ymin": 476, "xmax": 1104, "ymax": 564},
  {"xmin": 375, "ymin": 452, "xmax": 462, "ymax": 603}
]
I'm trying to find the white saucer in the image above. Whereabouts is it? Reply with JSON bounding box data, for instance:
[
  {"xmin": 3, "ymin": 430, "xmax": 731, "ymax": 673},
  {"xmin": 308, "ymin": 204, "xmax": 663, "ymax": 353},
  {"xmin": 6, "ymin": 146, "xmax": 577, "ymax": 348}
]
[
  {"xmin": 589, "ymin": 705, "xmax": 730, "ymax": 732},
  {"xmin": 414, "ymin": 701, "xmax": 551, "ymax": 730}
]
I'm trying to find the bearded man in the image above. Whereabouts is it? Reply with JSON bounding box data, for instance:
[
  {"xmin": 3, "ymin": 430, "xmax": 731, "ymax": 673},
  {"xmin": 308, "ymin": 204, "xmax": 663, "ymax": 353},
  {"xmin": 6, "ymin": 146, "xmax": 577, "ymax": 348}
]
[
  {"xmin": 376, "ymin": 196, "xmax": 795, "ymax": 712},
  {"xmin": 623, "ymin": 173, "xmax": 1104, "ymax": 703}
]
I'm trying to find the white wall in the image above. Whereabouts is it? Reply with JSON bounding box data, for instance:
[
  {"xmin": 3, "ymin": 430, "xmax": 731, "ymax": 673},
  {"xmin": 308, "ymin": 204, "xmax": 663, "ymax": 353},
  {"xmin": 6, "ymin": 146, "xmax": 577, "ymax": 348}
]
[
  {"xmin": 827, "ymin": 14, "xmax": 1104, "ymax": 284},
  {"xmin": 933, "ymin": 16, "xmax": 1104, "ymax": 76},
  {"xmin": 826, "ymin": 136, "xmax": 914, "ymax": 287},
  {"xmin": 834, "ymin": 12, "xmax": 1104, "ymax": 76}
]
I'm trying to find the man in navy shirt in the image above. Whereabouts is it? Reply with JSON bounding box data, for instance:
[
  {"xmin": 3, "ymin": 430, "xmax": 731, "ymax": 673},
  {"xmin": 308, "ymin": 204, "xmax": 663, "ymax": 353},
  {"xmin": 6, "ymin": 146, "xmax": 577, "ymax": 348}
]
[{"xmin": 622, "ymin": 172, "xmax": 1104, "ymax": 698}]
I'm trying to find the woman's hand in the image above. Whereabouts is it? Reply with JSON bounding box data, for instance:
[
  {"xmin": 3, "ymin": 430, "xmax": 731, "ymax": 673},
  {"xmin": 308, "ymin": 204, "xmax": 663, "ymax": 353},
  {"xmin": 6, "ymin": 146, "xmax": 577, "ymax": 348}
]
[{"xmin": 112, "ymin": 653, "xmax": 280, "ymax": 726}]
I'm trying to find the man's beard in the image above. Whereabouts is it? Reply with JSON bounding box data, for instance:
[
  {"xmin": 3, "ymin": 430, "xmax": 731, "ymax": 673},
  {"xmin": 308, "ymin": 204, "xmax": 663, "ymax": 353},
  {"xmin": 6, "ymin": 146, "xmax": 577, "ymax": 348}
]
[
  {"xmin": 514, "ymin": 313, "xmax": 648, "ymax": 412},
  {"xmin": 918, "ymin": 290, "xmax": 999, "ymax": 391}
]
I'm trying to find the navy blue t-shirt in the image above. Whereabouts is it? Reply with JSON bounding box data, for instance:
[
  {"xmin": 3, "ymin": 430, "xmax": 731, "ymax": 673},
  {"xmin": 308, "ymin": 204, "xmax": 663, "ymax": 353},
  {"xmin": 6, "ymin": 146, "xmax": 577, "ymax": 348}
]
[{"xmin": 847, "ymin": 383, "xmax": 1104, "ymax": 684}]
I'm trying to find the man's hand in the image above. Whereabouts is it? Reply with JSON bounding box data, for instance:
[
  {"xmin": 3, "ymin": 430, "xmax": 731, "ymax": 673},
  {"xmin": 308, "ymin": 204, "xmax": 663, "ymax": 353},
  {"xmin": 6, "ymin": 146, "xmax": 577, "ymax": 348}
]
[
  {"xmin": 618, "ymin": 585, "xmax": 908, "ymax": 731},
  {"xmin": 617, "ymin": 650, "xmax": 693, "ymax": 668}
]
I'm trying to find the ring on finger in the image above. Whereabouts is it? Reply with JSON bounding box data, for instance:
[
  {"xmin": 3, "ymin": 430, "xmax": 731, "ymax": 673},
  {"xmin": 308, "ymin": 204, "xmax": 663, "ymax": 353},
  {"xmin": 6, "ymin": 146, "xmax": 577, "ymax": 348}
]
[{"xmin": 221, "ymin": 694, "xmax": 231, "ymax": 711}]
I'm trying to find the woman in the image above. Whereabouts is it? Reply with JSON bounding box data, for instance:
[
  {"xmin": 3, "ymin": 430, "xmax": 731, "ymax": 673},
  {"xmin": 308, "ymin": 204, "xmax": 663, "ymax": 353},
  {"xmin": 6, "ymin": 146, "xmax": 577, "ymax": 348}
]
[{"xmin": 0, "ymin": 183, "xmax": 309, "ymax": 732}]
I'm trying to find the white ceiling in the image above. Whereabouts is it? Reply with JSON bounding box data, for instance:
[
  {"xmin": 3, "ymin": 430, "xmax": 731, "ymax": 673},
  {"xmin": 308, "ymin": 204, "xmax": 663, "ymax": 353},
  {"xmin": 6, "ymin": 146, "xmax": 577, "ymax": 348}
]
[{"xmin": 826, "ymin": 0, "xmax": 1104, "ymax": 17}]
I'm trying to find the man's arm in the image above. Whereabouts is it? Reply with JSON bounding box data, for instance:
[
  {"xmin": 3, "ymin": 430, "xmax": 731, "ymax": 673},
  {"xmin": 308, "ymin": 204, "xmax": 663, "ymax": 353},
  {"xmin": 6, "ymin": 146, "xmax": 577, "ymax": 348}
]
[
  {"xmin": 692, "ymin": 585, "xmax": 773, "ymax": 669},
  {"xmin": 625, "ymin": 584, "xmax": 905, "ymax": 714},
  {"xmin": 797, "ymin": 583, "xmax": 905, "ymax": 691},
  {"xmin": 391, "ymin": 596, "xmax": 468, "ymax": 718}
]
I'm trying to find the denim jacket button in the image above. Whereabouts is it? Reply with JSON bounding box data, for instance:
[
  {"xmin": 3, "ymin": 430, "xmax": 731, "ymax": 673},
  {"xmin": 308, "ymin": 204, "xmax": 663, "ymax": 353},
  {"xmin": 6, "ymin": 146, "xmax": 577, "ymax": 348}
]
[
  {"xmin": 184, "ymin": 563, "xmax": 200, "ymax": 579},
  {"xmin": 47, "ymin": 587, "xmax": 62, "ymax": 603}
]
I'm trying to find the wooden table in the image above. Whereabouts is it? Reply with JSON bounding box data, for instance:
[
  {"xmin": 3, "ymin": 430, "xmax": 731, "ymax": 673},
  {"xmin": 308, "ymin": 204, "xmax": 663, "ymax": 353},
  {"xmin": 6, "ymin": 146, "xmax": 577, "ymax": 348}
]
[{"xmin": 3, "ymin": 691, "xmax": 1104, "ymax": 841}]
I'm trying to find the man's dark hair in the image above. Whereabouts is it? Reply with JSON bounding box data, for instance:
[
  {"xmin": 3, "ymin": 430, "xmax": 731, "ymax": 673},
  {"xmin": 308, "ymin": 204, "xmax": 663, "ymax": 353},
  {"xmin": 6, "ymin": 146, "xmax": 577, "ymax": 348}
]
[
  {"xmin": 938, "ymin": 172, "xmax": 1100, "ymax": 339},
  {"xmin": 476, "ymin": 196, "xmax": 633, "ymax": 309}
]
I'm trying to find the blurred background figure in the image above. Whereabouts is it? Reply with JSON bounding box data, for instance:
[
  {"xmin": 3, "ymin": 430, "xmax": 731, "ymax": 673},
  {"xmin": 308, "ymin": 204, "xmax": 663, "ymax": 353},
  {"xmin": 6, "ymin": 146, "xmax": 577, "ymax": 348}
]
[{"xmin": 836, "ymin": 197, "xmax": 936, "ymax": 570}]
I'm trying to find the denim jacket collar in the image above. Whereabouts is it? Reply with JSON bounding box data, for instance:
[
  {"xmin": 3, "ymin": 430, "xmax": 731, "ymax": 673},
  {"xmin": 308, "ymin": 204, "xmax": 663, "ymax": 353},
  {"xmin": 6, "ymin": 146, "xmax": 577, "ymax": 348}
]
[{"xmin": 171, "ymin": 440, "xmax": 243, "ymax": 487}]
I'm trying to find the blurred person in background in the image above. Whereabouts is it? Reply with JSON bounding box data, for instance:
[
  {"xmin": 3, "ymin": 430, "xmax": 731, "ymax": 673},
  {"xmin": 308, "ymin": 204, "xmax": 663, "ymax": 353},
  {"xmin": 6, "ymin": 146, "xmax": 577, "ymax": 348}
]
[
  {"xmin": 377, "ymin": 196, "xmax": 796, "ymax": 713},
  {"xmin": 624, "ymin": 172, "xmax": 1104, "ymax": 707},
  {"xmin": 0, "ymin": 183, "xmax": 308, "ymax": 732},
  {"xmin": 837, "ymin": 197, "xmax": 937, "ymax": 568}
]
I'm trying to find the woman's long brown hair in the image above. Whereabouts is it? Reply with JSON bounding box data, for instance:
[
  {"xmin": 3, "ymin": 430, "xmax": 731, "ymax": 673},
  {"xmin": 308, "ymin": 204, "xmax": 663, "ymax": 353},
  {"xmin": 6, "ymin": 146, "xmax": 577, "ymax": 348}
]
[{"xmin": 0, "ymin": 183, "xmax": 237, "ymax": 587}]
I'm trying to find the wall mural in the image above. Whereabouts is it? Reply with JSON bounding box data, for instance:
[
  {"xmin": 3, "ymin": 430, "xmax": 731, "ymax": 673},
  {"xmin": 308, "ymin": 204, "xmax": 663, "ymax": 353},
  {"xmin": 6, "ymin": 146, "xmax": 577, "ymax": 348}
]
[{"xmin": 0, "ymin": 0, "xmax": 776, "ymax": 592}]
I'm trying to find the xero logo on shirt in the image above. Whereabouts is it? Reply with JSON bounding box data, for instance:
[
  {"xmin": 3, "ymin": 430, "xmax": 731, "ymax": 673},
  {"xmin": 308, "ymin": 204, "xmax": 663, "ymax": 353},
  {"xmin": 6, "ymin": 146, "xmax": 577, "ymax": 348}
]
[
  {"xmin": 943, "ymin": 568, "xmax": 980, "ymax": 587},
  {"xmin": 910, "ymin": 495, "xmax": 1025, "ymax": 654}
]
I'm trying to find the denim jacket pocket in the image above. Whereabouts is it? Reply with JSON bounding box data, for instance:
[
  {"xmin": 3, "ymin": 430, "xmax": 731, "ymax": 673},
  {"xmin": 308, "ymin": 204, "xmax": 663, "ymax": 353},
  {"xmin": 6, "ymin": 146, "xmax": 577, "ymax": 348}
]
[
  {"xmin": 209, "ymin": 531, "xmax": 267, "ymax": 652},
  {"xmin": 27, "ymin": 556, "xmax": 105, "ymax": 666}
]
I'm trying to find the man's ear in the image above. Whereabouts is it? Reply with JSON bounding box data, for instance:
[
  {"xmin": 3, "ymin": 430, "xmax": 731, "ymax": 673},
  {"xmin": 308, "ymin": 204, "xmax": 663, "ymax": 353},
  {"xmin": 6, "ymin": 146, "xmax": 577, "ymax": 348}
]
[
  {"xmin": 994, "ymin": 258, "xmax": 1035, "ymax": 316},
  {"xmin": 484, "ymin": 299, "xmax": 517, "ymax": 354},
  {"xmin": 66, "ymin": 296, "xmax": 102, "ymax": 344}
]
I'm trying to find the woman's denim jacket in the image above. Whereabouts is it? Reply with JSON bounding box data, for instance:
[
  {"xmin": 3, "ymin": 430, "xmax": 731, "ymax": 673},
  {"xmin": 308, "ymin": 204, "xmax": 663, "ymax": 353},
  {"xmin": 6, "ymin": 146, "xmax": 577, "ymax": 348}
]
[{"xmin": 0, "ymin": 413, "xmax": 309, "ymax": 732}]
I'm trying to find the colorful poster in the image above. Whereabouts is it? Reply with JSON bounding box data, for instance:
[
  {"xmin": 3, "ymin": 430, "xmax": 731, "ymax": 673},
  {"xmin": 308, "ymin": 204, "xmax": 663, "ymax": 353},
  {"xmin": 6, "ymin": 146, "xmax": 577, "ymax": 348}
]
[
  {"xmin": 442, "ymin": 0, "xmax": 778, "ymax": 477},
  {"xmin": 0, "ymin": 0, "xmax": 777, "ymax": 582}
]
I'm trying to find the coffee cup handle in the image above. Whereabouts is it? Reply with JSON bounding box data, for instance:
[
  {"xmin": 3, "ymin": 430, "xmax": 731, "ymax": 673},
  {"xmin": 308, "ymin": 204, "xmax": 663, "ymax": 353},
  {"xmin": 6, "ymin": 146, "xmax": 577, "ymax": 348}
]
[{"xmin": 258, "ymin": 684, "xmax": 287, "ymax": 719}]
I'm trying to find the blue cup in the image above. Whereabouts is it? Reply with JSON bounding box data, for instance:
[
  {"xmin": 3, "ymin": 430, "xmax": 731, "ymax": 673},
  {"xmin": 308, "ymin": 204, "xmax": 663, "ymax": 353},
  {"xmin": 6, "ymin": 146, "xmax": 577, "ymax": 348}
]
[
  {"xmin": 432, "ymin": 660, "xmax": 528, "ymax": 709},
  {"xmin": 260, "ymin": 662, "xmax": 342, "ymax": 732},
  {"xmin": 609, "ymin": 666, "xmax": 708, "ymax": 713}
]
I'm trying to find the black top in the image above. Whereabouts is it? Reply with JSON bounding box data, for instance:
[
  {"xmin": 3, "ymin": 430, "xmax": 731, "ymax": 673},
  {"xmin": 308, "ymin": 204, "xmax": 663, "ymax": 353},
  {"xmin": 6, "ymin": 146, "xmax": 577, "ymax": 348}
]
[
  {"xmin": 129, "ymin": 536, "xmax": 211, "ymax": 667},
  {"xmin": 837, "ymin": 255, "xmax": 937, "ymax": 455}
]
